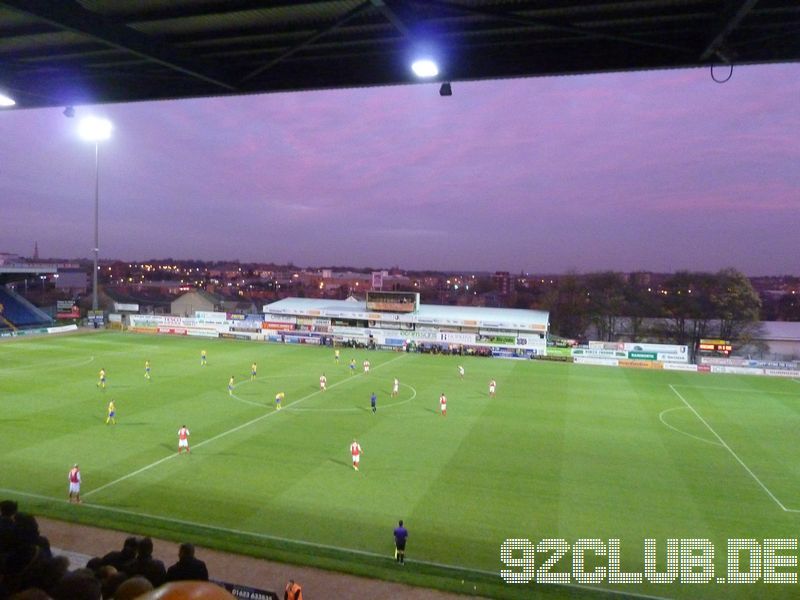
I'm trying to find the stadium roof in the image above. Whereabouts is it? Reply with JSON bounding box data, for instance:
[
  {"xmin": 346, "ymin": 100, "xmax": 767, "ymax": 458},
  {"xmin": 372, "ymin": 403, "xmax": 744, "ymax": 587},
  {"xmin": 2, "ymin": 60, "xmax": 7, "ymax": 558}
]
[
  {"xmin": 0, "ymin": 263, "xmax": 57, "ymax": 275},
  {"xmin": 1, "ymin": 1, "xmax": 799, "ymax": 110},
  {"xmin": 264, "ymin": 297, "xmax": 549, "ymax": 331}
]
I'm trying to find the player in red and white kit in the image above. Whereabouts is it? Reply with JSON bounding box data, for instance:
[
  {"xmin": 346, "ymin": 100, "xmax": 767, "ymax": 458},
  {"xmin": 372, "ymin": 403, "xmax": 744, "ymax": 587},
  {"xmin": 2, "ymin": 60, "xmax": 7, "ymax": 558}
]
[
  {"xmin": 178, "ymin": 425, "xmax": 190, "ymax": 454},
  {"xmin": 319, "ymin": 374, "xmax": 327, "ymax": 391},
  {"xmin": 439, "ymin": 393, "xmax": 447, "ymax": 417},
  {"xmin": 392, "ymin": 378, "xmax": 399, "ymax": 398},
  {"xmin": 489, "ymin": 379, "xmax": 497, "ymax": 397},
  {"xmin": 350, "ymin": 439, "xmax": 363, "ymax": 471},
  {"xmin": 363, "ymin": 360, "xmax": 370, "ymax": 374},
  {"xmin": 68, "ymin": 464, "xmax": 81, "ymax": 503}
]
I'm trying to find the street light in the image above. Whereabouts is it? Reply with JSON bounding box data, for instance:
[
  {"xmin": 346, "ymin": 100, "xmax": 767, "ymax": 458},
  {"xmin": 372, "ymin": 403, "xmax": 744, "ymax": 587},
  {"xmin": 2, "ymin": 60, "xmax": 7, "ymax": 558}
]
[{"xmin": 79, "ymin": 117, "xmax": 112, "ymax": 311}]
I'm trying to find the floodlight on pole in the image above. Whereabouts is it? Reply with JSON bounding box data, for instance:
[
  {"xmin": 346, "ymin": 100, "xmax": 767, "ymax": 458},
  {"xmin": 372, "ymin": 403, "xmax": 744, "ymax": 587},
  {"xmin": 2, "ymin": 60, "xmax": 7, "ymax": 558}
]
[
  {"xmin": 80, "ymin": 116, "xmax": 112, "ymax": 312},
  {"xmin": 0, "ymin": 92, "xmax": 15, "ymax": 107},
  {"xmin": 411, "ymin": 59, "xmax": 439, "ymax": 78},
  {"xmin": 79, "ymin": 116, "xmax": 112, "ymax": 142}
]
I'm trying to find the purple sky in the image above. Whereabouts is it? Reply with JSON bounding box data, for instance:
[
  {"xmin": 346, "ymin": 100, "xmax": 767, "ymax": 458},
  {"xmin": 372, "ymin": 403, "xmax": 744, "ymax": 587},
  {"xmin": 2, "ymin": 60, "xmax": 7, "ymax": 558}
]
[{"xmin": 1, "ymin": 64, "xmax": 798, "ymax": 275}]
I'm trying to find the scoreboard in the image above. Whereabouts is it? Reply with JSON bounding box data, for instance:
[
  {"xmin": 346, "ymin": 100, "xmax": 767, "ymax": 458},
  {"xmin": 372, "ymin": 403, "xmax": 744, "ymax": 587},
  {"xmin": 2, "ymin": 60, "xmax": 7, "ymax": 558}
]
[{"xmin": 698, "ymin": 339, "xmax": 732, "ymax": 355}]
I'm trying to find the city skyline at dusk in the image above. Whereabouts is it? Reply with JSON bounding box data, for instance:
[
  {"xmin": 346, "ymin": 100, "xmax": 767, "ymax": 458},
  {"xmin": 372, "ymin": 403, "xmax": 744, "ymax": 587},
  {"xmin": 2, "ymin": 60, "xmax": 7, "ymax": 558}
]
[{"xmin": 1, "ymin": 63, "xmax": 798, "ymax": 275}]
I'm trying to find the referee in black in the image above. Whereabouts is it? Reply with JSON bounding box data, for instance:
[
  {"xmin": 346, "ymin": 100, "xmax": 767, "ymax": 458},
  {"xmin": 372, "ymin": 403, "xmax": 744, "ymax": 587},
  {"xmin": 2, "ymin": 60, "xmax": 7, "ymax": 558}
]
[{"xmin": 393, "ymin": 519, "xmax": 408, "ymax": 564}]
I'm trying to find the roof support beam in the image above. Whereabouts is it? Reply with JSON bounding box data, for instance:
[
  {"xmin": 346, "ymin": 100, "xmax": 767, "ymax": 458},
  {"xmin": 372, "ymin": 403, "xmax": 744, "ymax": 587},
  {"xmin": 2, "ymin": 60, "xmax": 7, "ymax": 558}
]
[
  {"xmin": 371, "ymin": 0, "xmax": 412, "ymax": 37},
  {"xmin": 417, "ymin": 0, "xmax": 690, "ymax": 55},
  {"xmin": 700, "ymin": 0, "xmax": 760, "ymax": 61},
  {"xmin": 239, "ymin": 0, "xmax": 372, "ymax": 85},
  {"xmin": 0, "ymin": 0, "xmax": 238, "ymax": 91},
  {"xmin": 113, "ymin": 1, "xmax": 342, "ymax": 23}
]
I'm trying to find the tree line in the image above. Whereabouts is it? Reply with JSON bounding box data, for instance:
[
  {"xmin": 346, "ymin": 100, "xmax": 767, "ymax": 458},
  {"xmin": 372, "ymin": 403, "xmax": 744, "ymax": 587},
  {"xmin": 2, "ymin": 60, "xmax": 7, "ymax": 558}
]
[{"xmin": 543, "ymin": 269, "xmax": 762, "ymax": 350}]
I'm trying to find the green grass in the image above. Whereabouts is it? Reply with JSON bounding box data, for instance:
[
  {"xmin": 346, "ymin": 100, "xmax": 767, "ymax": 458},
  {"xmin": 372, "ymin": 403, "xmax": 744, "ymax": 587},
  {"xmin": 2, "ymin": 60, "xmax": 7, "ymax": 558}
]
[{"xmin": 2, "ymin": 331, "xmax": 800, "ymax": 599}]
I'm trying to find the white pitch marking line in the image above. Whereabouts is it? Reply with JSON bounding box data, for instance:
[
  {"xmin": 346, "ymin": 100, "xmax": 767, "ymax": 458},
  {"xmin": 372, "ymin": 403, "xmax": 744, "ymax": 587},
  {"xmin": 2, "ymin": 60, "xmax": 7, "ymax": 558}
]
[
  {"xmin": 289, "ymin": 383, "xmax": 417, "ymax": 413},
  {"xmin": 670, "ymin": 384, "xmax": 798, "ymax": 396},
  {"xmin": 0, "ymin": 487, "xmax": 676, "ymax": 600},
  {"xmin": 0, "ymin": 355, "xmax": 95, "ymax": 372},
  {"xmin": 658, "ymin": 407, "xmax": 722, "ymax": 447},
  {"xmin": 84, "ymin": 353, "xmax": 407, "ymax": 498},
  {"xmin": 668, "ymin": 384, "xmax": 800, "ymax": 513},
  {"xmin": 229, "ymin": 373, "xmax": 335, "ymax": 408},
  {"xmin": 229, "ymin": 389, "xmax": 266, "ymax": 408}
]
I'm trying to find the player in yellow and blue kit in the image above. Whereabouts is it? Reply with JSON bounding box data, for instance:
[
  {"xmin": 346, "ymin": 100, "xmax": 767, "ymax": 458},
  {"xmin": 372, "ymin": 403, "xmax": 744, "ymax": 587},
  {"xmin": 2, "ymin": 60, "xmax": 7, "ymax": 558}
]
[
  {"xmin": 144, "ymin": 360, "xmax": 151, "ymax": 381},
  {"xmin": 228, "ymin": 375, "xmax": 234, "ymax": 396},
  {"xmin": 201, "ymin": 349, "xmax": 207, "ymax": 366},
  {"xmin": 275, "ymin": 392, "xmax": 285, "ymax": 410},
  {"xmin": 106, "ymin": 400, "xmax": 116, "ymax": 424},
  {"xmin": 251, "ymin": 362, "xmax": 257, "ymax": 381},
  {"xmin": 97, "ymin": 368, "xmax": 106, "ymax": 389}
]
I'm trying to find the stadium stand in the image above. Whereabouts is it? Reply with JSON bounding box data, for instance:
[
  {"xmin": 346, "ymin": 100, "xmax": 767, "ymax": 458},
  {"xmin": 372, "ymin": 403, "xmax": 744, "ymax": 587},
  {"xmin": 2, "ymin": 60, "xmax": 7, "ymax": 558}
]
[{"xmin": 0, "ymin": 287, "xmax": 53, "ymax": 328}]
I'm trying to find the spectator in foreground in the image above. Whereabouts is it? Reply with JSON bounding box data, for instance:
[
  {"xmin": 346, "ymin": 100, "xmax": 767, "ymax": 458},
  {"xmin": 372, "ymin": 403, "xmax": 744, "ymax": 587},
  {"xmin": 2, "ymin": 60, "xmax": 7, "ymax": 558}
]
[
  {"xmin": 127, "ymin": 538, "xmax": 166, "ymax": 588},
  {"xmin": 0, "ymin": 499, "xmax": 18, "ymax": 553},
  {"xmin": 98, "ymin": 537, "xmax": 138, "ymax": 572},
  {"xmin": 100, "ymin": 570, "xmax": 128, "ymax": 599},
  {"xmin": 51, "ymin": 569, "xmax": 101, "ymax": 600},
  {"xmin": 112, "ymin": 575, "xmax": 153, "ymax": 600},
  {"xmin": 9, "ymin": 589, "xmax": 52, "ymax": 600},
  {"xmin": 165, "ymin": 543, "xmax": 208, "ymax": 582},
  {"xmin": 11, "ymin": 513, "xmax": 52, "ymax": 559}
]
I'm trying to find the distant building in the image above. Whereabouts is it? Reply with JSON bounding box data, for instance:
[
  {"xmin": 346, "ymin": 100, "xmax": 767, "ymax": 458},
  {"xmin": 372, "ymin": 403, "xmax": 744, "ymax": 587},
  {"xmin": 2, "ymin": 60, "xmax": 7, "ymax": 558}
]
[
  {"xmin": 748, "ymin": 322, "xmax": 800, "ymax": 360},
  {"xmin": 218, "ymin": 296, "xmax": 257, "ymax": 315},
  {"xmin": 493, "ymin": 271, "xmax": 511, "ymax": 296},
  {"xmin": 171, "ymin": 290, "xmax": 222, "ymax": 317}
]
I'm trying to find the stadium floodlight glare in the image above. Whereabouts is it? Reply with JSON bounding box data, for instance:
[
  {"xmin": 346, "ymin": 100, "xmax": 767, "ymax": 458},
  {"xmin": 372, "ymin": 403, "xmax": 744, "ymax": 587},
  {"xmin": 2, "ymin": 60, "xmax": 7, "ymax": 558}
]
[
  {"xmin": 0, "ymin": 92, "xmax": 15, "ymax": 107},
  {"xmin": 411, "ymin": 59, "xmax": 439, "ymax": 78},
  {"xmin": 79, "ymin": 116, "xmax": 112, "ymax": 141},
  {"xmin": 79, "ymin": 117, "xmax": 113, "ymax": 312}
]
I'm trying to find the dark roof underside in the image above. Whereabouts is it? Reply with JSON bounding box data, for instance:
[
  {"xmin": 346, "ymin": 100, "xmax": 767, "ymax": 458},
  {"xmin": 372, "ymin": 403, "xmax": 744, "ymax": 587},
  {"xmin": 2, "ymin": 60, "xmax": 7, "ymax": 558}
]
[{"xmin": 1, "ymin": 0, "xmax": 798, "ymax": 109}]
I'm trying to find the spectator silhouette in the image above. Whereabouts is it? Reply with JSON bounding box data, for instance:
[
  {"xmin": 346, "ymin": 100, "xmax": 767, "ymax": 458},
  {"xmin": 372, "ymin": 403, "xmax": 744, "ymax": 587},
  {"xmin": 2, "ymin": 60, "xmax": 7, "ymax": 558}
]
[
  {"xmin": 126, "ymin": 538, "xmax": 165, "ymax": 588},
  {"xmin": 112, "ymin": 575, "xmax": 153, "ymax": 600},
  {"xmin": 8, "ymin": 588, "xmax": 53, "ymax": 599},
  {"xmin": 2, "ymin": 544, "xmax": 45, "ymax": 595},
  {"xmin": 11, "ymin": 514, "xmax": 51, "ymax": 559},
  {"xmin": 100, "ymin": 571, "xmax": 128, "ymax": 599},
  {"xmin": 165, "ymin": 543, "xmax": 208, "ymax": 582},
  {"xmin": 99, "ymin": 537, "xmax": 138, "ymax": 572},
  {"xmin": 0, "ymin": 499, "xmax": 18, "ymax": 555},
  {"xmin": 51, "ymin": 569, "xmax": 102, "ymax": 600}
]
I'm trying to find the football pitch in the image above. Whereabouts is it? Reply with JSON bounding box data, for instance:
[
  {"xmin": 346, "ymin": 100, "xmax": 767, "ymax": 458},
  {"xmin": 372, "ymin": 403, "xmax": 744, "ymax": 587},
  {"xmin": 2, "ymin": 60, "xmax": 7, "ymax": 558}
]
[{"xmin": 2, "ymin": 331, "xmax": 800, "ymax": 600}]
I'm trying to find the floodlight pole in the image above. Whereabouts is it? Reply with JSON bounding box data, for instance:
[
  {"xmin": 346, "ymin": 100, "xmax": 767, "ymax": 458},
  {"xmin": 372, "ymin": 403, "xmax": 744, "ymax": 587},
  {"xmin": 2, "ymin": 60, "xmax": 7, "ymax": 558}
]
[
  {"xmin": 92, "ymin": 141, "xmax": 100, "ymax": 311},
  {"xmin": 80, "ymin": 116, "xmax": 111, "ymax": 314}
]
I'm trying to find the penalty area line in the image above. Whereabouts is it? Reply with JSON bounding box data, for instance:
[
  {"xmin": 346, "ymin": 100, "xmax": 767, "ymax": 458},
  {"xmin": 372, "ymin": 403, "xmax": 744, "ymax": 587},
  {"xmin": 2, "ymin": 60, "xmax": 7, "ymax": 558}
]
[
  {"xmin": 84, "ymin": 353, "xmax": 407, "ymax": 499},
  {"xmin": 668, "ymin": 384, "xmax": 800, "ymax": 513},
  {"xmin": 0, "ymin": 486, "xmax": 674, "ymax": 600}
]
